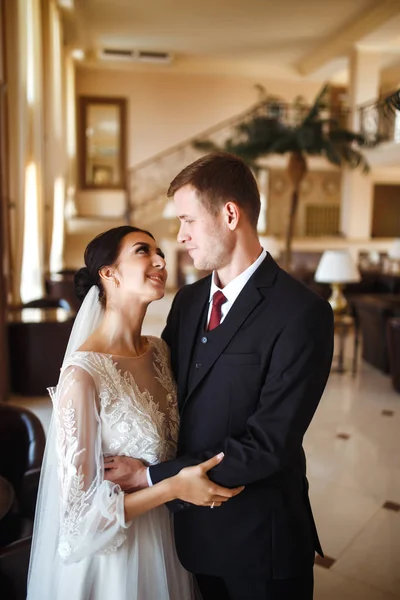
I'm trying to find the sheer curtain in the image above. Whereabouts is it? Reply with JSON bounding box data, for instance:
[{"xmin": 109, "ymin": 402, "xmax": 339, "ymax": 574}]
[
  {"xmin": 45, "ymin": 0, "xmax": 67, "ymax": 274},
  {"xmin": 64, "ymin": 51, "xmax": 78, "ymax": 221},
  {"xmin": 6, "ymin": 0, "xmax": 69, "ymax": 303},
  {"xmin": 5, "ymin": 0, "xmax": 28, "ymax": 304},
  {"xmin": 20, "ymin": 0, "xmax": 45, "ymax": 303},
  {"xmin": 6, "ymin": 0, "xmax": 45, "ymax": 304}
]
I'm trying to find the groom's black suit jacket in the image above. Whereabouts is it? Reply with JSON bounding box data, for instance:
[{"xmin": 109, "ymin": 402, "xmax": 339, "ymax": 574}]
[{"xmin": 150, "ymin": 254, "xmax": 334, "ymax": 578}]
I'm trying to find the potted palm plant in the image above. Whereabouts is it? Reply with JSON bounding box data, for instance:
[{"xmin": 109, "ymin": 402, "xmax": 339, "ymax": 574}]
[
  {"xmin": 194, "ymin": 84, "xmax": 371, "ymax": 271},
  {"xmin": 382, "ymin": 88, "xmax": 400, "ymax": 113}
]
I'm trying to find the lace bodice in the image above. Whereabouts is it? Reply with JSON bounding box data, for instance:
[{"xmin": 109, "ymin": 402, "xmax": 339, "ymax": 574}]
[
  {"xmin": 64, "ymin": 336, "xmax": 179, "ymax": 465},
  {"xmin": 51, "ymin": 336, "xmax": 178, "ymax": 563}
]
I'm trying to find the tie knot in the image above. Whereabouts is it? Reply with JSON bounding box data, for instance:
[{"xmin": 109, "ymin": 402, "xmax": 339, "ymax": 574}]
[{"xmin": 212, "ymin": 290, "xmax": 227, "ymax": 308}]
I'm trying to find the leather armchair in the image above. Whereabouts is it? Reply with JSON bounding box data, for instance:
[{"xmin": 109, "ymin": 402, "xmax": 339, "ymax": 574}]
[
  {"xmin": 388, "ymin": 318, "xmax": 400, "ymax": 393},
  {"xmin": 352, "ymin": 295, "xmax": 400, "ymax": 373},
  {"xmin": 0, "ymin": 404, "xmax": 46, "ymax": 600}
]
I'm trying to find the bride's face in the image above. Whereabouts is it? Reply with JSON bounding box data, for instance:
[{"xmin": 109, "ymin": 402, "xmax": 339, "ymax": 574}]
[{"xmin": 107, "ymin": 232, "xmax": 167, "ymax": 303}]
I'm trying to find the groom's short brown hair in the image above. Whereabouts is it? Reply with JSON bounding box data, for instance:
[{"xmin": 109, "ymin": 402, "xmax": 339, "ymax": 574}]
[{"xmin": 167, "ymin": 152, "xmax": 261, "ymax": 230}]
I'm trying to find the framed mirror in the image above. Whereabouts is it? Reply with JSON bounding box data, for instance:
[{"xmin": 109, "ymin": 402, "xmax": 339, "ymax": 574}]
[{"xmin": 78, "ymin": 96, "xmax": 127, "ymax": 189}]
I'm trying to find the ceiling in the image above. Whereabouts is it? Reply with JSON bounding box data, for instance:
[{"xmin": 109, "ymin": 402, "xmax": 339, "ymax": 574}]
[{"xmin": 63, "ymin": 0, "xmax": 400, "ymax": 80}]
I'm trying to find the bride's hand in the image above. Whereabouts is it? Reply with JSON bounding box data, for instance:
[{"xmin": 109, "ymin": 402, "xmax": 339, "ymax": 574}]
[{"xmin": 171, "ymin": 453, "xmax": 244, "ymax": 507}]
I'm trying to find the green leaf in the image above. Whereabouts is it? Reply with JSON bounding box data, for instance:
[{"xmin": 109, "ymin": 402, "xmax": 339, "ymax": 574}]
[{"xmin": 191, "ymin": 82, "xmax": 373, "ymax": 174}]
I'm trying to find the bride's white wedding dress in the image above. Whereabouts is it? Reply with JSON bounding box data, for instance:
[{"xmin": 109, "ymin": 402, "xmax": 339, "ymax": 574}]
[{"xmin": 27, "ymin": 336, "xmax": 196, "ymax": 600}]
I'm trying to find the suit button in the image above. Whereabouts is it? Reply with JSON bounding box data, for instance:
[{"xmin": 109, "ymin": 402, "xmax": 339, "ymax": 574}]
[
  {"xmin": 195, "ymin": 363, "xmax": 201, "ymax": 369},
  {"xmin": 201, "ymin": 336, "xmax": 208, "ymax": 344}
]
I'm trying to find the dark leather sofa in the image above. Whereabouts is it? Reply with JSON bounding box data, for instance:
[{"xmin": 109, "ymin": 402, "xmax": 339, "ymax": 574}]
[
  {"xmin": 0, "ymin": 403, "xmax": 46, "ymax": 600},
  {"xmin": 388, "ymin": 318, "xmax": 400, "ymax": 393},
  {"xmin": 350, "ymin": 295, "xmax": 400, "ymax": 374},
  {"xmin": 297, "ymin": 269, "xmax": 400, "ymax": 302},
  {"xmin": 290, "ymin": 257, "xmax": 400, "ymax": 381}
]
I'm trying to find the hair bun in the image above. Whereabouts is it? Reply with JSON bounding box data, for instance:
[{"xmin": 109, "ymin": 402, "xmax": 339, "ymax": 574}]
[{"xmin": 74, "ymin": 267, "xmax": 96, "ymax": 302}]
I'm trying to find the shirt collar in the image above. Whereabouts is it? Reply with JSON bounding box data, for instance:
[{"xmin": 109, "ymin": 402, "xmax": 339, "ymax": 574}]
[{"xmin": 209, "ymin": 248, "xmax": 267, "ymax": 304}]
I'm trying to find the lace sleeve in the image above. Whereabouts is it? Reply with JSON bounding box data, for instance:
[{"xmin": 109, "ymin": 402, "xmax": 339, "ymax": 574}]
[{"xmin": 55, "ymin": 365, "xmax": 129, "ymax": 564}]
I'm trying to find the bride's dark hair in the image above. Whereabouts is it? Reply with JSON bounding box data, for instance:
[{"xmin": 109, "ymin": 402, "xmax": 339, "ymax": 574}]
[{"xmin": 74, "ymin": 225, "xmax": 155, "ymax": 304}]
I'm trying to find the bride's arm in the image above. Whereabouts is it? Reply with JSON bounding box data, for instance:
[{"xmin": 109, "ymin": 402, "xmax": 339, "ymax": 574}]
[
  {"xmin": 55, "ymin": 366, "xmax": 128, "ymax": 563},
  {"xmin": 56, "ymin": 366, "xmax": 242, "ymax": 563}
]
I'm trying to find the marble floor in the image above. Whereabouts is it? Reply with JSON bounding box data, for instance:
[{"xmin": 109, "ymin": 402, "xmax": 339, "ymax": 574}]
[{"xmin": 9, "ymin": 294, "xmax": 400, "ymax": 599}]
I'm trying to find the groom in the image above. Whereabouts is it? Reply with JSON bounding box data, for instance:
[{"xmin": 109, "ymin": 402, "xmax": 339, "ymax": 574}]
[{"xmin": 107, "ymin": 152, "xmax": 334, "ymax": 599}]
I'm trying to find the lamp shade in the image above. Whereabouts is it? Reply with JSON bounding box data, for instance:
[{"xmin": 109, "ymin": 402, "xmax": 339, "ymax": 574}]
[
  {"xmin": 389, "ymin": 239, "xmax": 400, "ymax": 259},
  {"xmin": 162, "ymin": 200, "xmax": 176, "ymax": 219},
  {"xmin": 314, "ymin": 250, "xmax": 360, "ymax": 283}
]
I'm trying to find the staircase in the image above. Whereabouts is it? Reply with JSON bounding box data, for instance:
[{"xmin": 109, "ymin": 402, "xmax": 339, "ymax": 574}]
[
  {"xmin": 64, "ymin": 90, "xmax": 400, "ymax": 267},
  {"xmin": 70, "ymin": 89, "xmax": 400, "ymax": 233},
  {"xmin": 126, "ymin": 98, "xmax": 279, "ymax": 226},
  {"xmin": 65, "ymin": 103, "xmax": 265, "ymax": 266},
  {"xmin": 125, "ymin": 96, "xmax": 355, "ymax": 227}
]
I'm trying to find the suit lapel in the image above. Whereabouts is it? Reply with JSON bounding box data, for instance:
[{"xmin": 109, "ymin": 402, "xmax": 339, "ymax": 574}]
[
  {"xmin": 185, "ymin": 285, "xmax": 263, "ymax": 401},
  {"xmin": 182, "ymin": 253, "xmax": 279, "ymax": 408}
]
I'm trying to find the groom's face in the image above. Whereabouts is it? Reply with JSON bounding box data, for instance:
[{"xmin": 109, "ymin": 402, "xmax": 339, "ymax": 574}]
[{"xmin": 174, "ymin": 185, "xmax": 232, "ymax": 271}]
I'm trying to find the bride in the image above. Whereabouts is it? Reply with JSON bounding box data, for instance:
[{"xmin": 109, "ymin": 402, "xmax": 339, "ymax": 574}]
[{"xmin": 27, "ymin": 225, "xmax": 243, "ymax": 600}]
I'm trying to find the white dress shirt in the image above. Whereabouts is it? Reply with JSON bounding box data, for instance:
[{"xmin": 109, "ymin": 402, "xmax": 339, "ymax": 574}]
[
  {"xmin": 147, "ymin": 248, "xmax": 268, "ymax": 486},
  {"xmin": 207, "ymin": 248, "xmax": 267, "ymax": 327}
]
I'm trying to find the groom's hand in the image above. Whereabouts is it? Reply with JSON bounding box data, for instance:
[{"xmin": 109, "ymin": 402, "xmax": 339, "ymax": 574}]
[{"xmin": 104, "ymin": 456, "xmax": 149, "ymax": 492}]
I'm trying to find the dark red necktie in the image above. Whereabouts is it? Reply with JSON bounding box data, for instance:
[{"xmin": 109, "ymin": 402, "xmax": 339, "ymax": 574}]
[{"xmin": 208, "ymin": 291, "xmax": 227, "ymax": 331}]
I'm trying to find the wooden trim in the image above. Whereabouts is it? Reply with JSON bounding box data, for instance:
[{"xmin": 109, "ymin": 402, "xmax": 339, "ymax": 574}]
[
  {"xmin": 77, "ymin": 96, "xmax": 127, "ymax": 191},
  {"xmin": 0, "ymin": 0, "xmax": 9, "ymax": 400}
]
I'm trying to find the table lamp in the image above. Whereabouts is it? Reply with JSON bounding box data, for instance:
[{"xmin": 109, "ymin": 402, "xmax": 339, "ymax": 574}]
[
  {"xmin": 314, "ymin": 250, "xmax": 361, "ymax": 313},
  {"xmin": 162, "ymin": 200, "xmax": 176, "ymax": 220},
  {"xmin": 162, "ymin": 200, "xmax": 179, "ymax": 235},
  {"xmin": 389, "ymin": 239, "xmax": 400, "ymax": 259},
  {"xmin": 388, "ymin": 238, "xmax": 400, "ymax": 274}
]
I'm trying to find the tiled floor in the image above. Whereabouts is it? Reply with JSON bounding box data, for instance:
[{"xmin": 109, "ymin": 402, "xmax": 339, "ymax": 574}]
[
  {"xmin": 307, "ymin": 365, "xmax": 400, "ymax": 598},
  {"xmin": 9, "ymin": 293, "xmax": 400, "ymax": 599}
]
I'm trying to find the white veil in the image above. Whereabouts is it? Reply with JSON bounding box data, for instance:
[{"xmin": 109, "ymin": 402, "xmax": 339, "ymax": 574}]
[
  {"xmin": 62, "ymin": 285, "xmax": 104, "ymax": 365},
  {"xmin": 27, "ymin": 285, "xmax": 105, "ymax": 598}
]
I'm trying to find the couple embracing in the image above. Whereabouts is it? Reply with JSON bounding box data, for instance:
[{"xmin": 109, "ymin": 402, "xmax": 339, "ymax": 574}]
[{"xmin": 28, "ymin": 153, "xmax": 333, "ymax": 600}]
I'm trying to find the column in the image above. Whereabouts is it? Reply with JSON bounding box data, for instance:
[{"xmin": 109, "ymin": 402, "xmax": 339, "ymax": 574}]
[{"xmin": 340, "ymin": 48, "xmax": 380, "ymax": 240}]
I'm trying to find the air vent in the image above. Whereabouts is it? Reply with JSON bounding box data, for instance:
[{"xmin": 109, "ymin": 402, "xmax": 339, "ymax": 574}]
[
  {"xmin": 137, "ymin": 50, "xmax": 171, "ymax": 63},
  {"xmin": 101, "ymin": 48, "xmax": 134, "ymax": 60},
  {"xmin": 99, "ymin": 48, "xmax": 172, "ymax": 64}
]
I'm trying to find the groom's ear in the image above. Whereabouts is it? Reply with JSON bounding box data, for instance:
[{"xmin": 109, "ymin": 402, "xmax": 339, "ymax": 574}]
[{"xmin": 223, "ymin": 201, "xmax": 240, "ymax": 231}]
